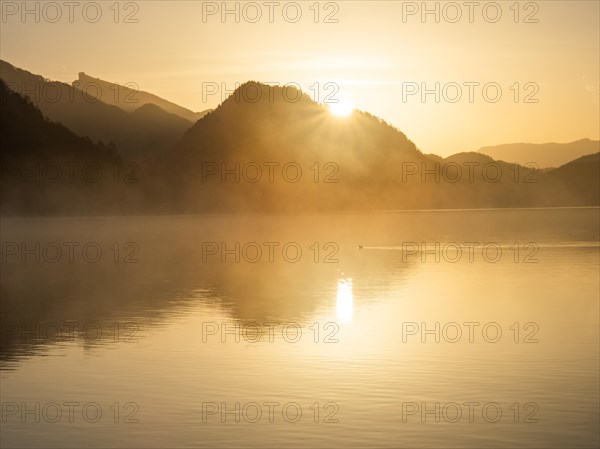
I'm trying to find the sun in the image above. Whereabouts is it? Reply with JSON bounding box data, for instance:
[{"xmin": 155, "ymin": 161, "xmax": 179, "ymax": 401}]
[{"xmin": 328, "ymin": 101, "xmax": 354, "ymax": 117}]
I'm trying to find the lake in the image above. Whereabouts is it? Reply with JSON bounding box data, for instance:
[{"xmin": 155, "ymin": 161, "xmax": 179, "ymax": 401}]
[{"xmin": 1, "ymin": 208, "xmax": 598, "ymax": 448}]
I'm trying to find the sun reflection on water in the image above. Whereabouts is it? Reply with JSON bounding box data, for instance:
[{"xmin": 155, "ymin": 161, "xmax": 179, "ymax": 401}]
[{"xmin": 336, "ymin": 278, "xmax": 354, "ymax": 324}]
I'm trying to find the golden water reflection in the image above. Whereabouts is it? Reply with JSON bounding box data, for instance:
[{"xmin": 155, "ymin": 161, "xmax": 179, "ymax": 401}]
[{"xmin": 336, "ymin": 278, "xmax": 353, "ymax": 324}]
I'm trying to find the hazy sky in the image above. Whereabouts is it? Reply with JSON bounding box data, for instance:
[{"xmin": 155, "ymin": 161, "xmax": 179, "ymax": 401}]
[{"xmin": 1, "ymin": 0, "xmax": 598, "ymax": 155}]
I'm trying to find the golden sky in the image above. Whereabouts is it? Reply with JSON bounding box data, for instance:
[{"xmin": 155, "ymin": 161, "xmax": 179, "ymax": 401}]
[{"xmin": 1, "ymin": 0, "xmax": 598, "ymax": 155}]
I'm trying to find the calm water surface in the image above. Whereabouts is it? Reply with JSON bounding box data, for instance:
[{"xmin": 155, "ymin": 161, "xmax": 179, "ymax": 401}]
[{"xmin": 1, "ymin": 208, "xmax": 598, "ymax": 448}]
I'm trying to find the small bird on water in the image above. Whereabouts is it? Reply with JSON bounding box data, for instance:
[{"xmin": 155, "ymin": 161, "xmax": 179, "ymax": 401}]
[{"xmin": 358, "ymin": 245, "xmax": 363, "ymax": 249}]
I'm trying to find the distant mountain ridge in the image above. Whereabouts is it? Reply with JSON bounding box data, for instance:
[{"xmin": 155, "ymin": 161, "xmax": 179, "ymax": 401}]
[
  {"xmin": 74, "ymin": 72, "xmax": 210, "ymax": 122},
  {"xmin": 478, "ymin": 139, "xmax": 600, "ymax": 168},
  {"xmin": 0, "ymin": 60, "xmax": 197, "ymax": 158}
]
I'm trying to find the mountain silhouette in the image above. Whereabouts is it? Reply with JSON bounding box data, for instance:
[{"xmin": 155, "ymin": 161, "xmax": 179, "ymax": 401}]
[
  {"xmin": 478, "ymin": 139, "xmax": 600, "ymax": 168},
  {"xmin": 535, "ymin": 153, "xmax": 600, "ymax": 206},
  {"xmin": 0, "ymin": 79, "xmax": 119, "ymax": 164},
  {"xmin": 175, "ymin": 82, "xmax": 427, "ymax": 171},
  {"xmin": 74, "ymin": 72, "xmax": 210, "ymax": 122},
  {"xmin": 0, "ymin": 60, "xmax": 196, "ymax": 158},
  {"xmin": 0, "ymin": 79, "xmax": 140, "ymax": 215},
  {"xmin": 162, "ymin": 81, "xmax": 436, "ymax": 211},
  {"xmin": 166, "ymin": 81, "xmax": 599, "ymax": 211},
  {"xmin": 1, "ymin": 69, "xmax": 598, "ymax": 215}
]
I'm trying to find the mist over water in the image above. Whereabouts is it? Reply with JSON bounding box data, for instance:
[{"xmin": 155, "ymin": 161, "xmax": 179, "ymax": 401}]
[{"xmin": 1, "ymin": 208, "xmax": 598, "ymax": 448}]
